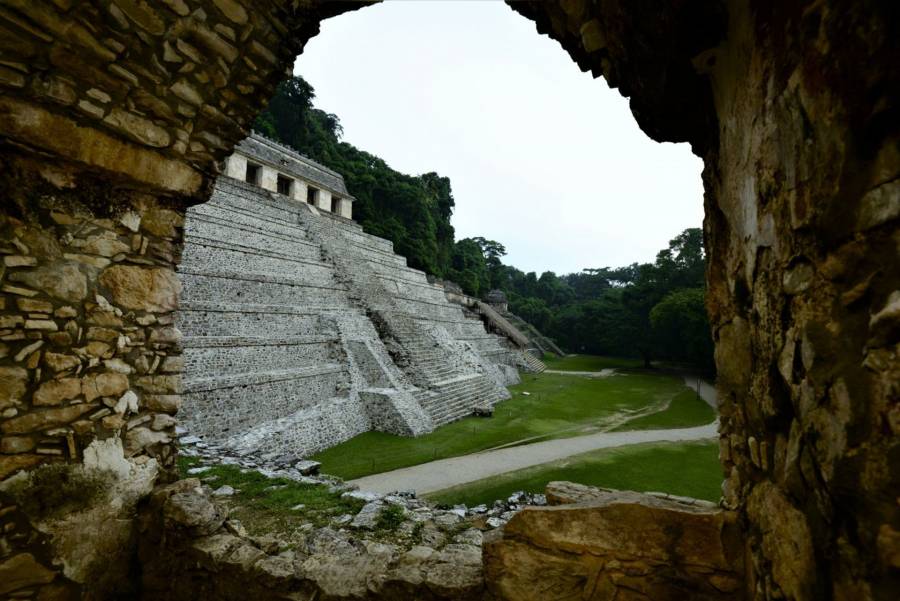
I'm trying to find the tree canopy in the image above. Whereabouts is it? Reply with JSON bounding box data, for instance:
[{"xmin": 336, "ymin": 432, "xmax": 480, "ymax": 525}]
[{"xmin": 481, "ymin": 228, "xmax": 714, "ymax": 373}]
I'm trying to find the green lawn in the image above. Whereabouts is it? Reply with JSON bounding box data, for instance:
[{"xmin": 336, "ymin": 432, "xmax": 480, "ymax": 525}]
[
  {"xmin": 426, "ymin": 441, "xmax": 723, "ymax": 507},
  {"xmin": 614, "ymin": 388, "xmax": 714, "ymax": 431},
  {"xmin": 313, "ymin": 366, "xmax": 708, "ymax": 480},
  {"xmin": 542, "ymin": 354, "xmax": 642, "ymax": 371}
]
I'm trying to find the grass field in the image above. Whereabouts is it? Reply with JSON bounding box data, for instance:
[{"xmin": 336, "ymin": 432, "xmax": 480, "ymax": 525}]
[
  {"xmin": 542, "ymin": 354, "xmax": 643, "ymax": 371},
  {"xmin": 176, "ymin": 456, "xmax": 364, "ymax": 537},
  {"xmin": 614, "ymin": 388, "xmax": 714, "ymax": 430},
  {"xmin": 426, "ymin": 441, "xmax": 722, "ymax": 507},
  {"xmin": 313, "ymin": 357, "xmax": 713, "ymax": 480}
]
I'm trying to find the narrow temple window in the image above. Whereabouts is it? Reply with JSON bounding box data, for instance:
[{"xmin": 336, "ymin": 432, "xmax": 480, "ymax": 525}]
[
  {"xmin": 307, "ymin": 186, "xmax": 319, "ymax": 206},
  {"xmin": 331, "ymin": 196, "xmax": 340, "ymax": 213},
  {"xmin": 277, "ymin": 174, "xmax": 293, "ymax": 196},
  {"xmin": 245, "ymin": 163, "xmax": 261, "ymax": 185}
]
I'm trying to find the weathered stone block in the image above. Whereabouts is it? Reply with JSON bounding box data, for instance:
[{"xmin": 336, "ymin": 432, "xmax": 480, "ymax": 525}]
[
  {"xmin": 163, "ymin": 490, "xmax": 226, "ymax": 535},
  {"xmin": 1, "ymin": 403, "xmax": 96, "ymax": 434},
  {"xmin": 82, "ymin": 372, "xmax": 129, "ymax": 402},
  {"xmin": 0, "ymin": 454, "xmax": 44, "ymax": 480},
  {"xmin": 0, "ymin": 435, "xmax": 35, "ymax": 454},
  {"xmin": 10, "ymin": 262, "xmax": 87, "ymax": 302},
  {"xmin": 99, "ymin": 265, "xmax": 180, "ymax": 312},
  {"xmin": 142, "ymin": 394, "xmax": 181, "ymax": 413},
  {"xmin": 0, "ymin": 366, "xmax": 28, "ymax": 409},
  {"xmin": 484, "ymin": 487, "xmax": 743, "ymax": 601},
  {"xmin": 0, "ymin": 553, "xmax": 55, "ymax": 595},
  {"xmin": 33, "ymin": 378, "xmax": 82, "ymax": 406}
]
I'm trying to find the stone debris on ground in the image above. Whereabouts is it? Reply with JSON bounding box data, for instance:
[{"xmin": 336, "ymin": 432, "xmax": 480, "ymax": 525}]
[
  {"xmin": 145, "ymin": 437, "xmax": 553, "ymax": 600},
  {"xmin": 178, "ymin": 431, "xmax": 549, "ymax": 548}
]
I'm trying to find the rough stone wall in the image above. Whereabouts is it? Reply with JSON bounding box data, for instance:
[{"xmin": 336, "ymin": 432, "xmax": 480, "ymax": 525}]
[
  {"xmin": 137, "ymin": 478, "xmax": 486, "ymax": 601},
  {"xmin": 0, "ymin": 159, "xmax": 185, "ymax": 596},
  {"xmin": 707, "ymin": 3, "xmax": 899, "ymax": 598},
  {"xmin": 506, "ymin": 1, "xmax": 899, "ymax": 599}
]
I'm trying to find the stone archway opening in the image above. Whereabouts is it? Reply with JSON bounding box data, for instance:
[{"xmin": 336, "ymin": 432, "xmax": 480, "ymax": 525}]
[{"xmin": 0, "ymin": 1, "xmax": 896, "ymax": 600}]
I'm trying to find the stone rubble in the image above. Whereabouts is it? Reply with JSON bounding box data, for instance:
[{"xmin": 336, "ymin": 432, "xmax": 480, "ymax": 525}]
[
  {"xmin": 180, "ymin": 432, "xmax": 548, "ymax": 531},
  {"xmin": 140, "ymin": 440, "xmax": 554, "ymax": 601}
]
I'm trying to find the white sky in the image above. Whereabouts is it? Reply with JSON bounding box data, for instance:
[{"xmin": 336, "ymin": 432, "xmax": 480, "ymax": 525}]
[{"xmin": 294, "ymin": 0, "xmax": 704, "ymax": 275}]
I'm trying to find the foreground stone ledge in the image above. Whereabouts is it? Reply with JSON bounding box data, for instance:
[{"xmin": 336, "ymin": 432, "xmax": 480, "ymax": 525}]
[
  {"xmin": 138, "ymin": 479, "xmax": 488, "ymax": 601},
  {"xmin": 484, "ymin": 482, "xmax": 744, "ymax": 601}
]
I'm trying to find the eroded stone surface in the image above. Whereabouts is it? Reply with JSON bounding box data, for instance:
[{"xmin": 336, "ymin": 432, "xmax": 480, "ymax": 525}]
[
  {"xmin": 506, "ymin": 2, "xmax": 899, "ymax": 599},
  {"xmin": 484, "ymin": 486, "xmax": 743, "ymax": 600}
]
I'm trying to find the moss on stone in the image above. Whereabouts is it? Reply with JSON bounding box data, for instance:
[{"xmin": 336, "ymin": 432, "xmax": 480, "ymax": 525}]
[{"xmin": 6, "ymin": 463, "xmax": 111, "ymax": 520}]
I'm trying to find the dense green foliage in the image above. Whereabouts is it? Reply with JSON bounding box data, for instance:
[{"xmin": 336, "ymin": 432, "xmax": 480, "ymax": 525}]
[
  {"xmin": 426, "ymin": 441, "xmax": 723, "ymax": 506},
  {"xmin": 255, "ymin": 76, "xmax": 713, "ymax": 372},
  {"xmin": 495, "ymin": 229, "xmax": 715, "ymax": 372}
]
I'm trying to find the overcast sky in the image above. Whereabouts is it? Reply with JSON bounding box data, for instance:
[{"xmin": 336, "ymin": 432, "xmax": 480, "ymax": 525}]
[{"xmin": 294, "ymin": 0, "xmax": 704, "ymax": 275}]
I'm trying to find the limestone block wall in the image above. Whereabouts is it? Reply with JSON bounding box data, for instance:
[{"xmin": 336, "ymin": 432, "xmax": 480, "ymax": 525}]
[{"xmin": 0, "ymin": 168, "xmax": 187, "ymax": 596}]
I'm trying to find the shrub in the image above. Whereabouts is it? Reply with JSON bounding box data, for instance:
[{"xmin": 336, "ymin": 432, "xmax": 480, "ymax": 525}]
[{"xmin": 375, "ymin": 504, "xmax": 406, "ymax": 531}]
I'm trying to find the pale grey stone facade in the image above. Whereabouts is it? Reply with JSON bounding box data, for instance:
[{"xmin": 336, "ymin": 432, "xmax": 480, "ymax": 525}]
[{"xmin": 177, "ymin": 142, "xmax": 522, "ymax": 462}]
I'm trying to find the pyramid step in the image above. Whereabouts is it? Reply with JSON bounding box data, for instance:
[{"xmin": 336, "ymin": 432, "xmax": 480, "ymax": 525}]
[{"xmin": 183, "ymin": 363, "xmax": 345, "ymax": 393}]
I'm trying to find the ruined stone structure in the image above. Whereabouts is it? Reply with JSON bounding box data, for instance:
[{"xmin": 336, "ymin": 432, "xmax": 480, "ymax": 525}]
[
  {"xmin": 178, "ymin": 134, "xmax": 521, "ymax": 459},
  {"xmin": 224, "ymin": 133, "xmax": 355, "ymax": 218},
  {"xmin": 483, "ymin": 289, "xmax": 565, "ymax": 358},
  {"xmin": 0, "ymin": 0, "xmax": 896, "ymax": 599}
]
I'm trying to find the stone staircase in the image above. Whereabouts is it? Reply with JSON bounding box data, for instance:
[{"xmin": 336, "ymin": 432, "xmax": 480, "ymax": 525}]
[
  {"xmin": 519, "ymin": 350, "xmax": 547, "ymax": 373},
  {"xmin": 416, "ymin": 373, "xmax": 505, "ymax": 427},
  {"xmin": 501, "ymin": 310, "xmax": 565, "ymax": 357},
  {"xmin": 294, "ymin": 198, "xmax": 516, "ymax": 426}
]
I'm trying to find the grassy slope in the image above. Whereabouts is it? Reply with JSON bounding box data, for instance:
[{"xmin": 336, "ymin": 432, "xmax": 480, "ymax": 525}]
[
  {"xmin": 313, "ymin": 357, "xmax": 712, "ymax": 480},
  {"xmin": 426, "ymin": 441, "xmax": 723, "ymax": 507},
  {"xmin": 542, "ymin": 354, "xmax": 642, "ymax": 371}
]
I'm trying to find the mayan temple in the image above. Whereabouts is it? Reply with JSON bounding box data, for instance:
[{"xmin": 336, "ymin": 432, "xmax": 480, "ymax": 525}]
[{"xmin": 178, "ymin": 133, "xmax": 526, "ymax": 459}]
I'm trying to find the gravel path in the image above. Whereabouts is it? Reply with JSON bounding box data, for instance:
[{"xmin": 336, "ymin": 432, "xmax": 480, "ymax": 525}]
[
  {"xmin": 350, "ymin": 421, "xmax": 719, "ymax": 495},
  {"xmin": 684, "ymin": 376, "xmax": 718, "ymax": 408}
]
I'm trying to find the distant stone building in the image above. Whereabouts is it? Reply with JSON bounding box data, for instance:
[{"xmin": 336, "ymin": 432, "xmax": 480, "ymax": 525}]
[
  {"xmin": 485, "ymin": 289, "xmax": 508, "ymax": 312},
  {"xmin": 177, "ymin": 134, "xmax": 536, "ymax": 461}
]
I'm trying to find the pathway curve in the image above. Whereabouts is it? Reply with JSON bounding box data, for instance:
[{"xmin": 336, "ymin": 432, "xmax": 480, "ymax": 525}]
[
  {"xmin": 350, "ymin": 419, "xmax": 719, "ymax": 495},
  {"xmin": 684, "ymin": 376, "xmax": 718, "ymax": 409}
]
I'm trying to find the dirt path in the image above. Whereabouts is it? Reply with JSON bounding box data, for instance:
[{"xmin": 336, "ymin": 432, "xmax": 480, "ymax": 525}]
[{"xmin": 349, "ymin": 419, "xmax": 719, "ymax": 495}]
